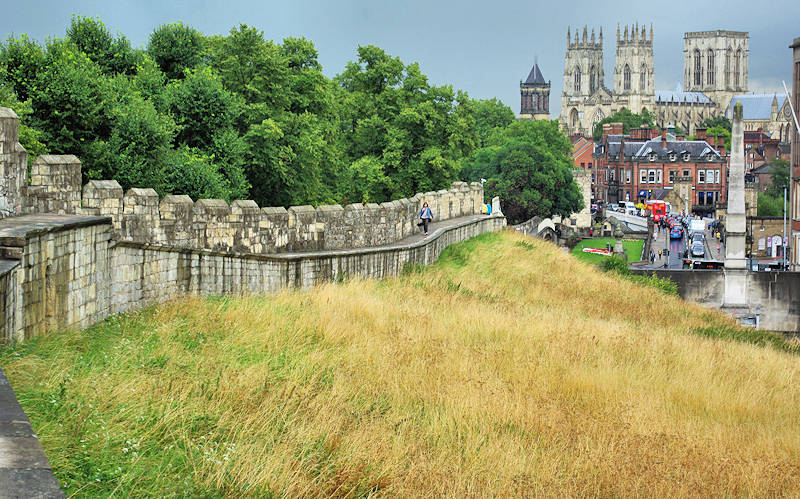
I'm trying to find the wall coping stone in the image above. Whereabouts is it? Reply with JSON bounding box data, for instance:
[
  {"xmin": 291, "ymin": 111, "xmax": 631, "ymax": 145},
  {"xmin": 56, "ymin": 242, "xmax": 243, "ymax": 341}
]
[{"xmin": 0, "ymin": 214, "xmax": 110, "ymax": 247}]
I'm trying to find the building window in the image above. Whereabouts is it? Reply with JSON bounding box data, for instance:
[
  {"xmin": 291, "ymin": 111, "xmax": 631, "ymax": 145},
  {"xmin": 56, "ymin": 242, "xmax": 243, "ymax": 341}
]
[
  {"xmin": 683, "ymin": 169, "xmax": 690, "ymax": 177},
  {"xmin": 669, "ymin": 169, "xmax": 677, "ymax": 183},
  {"xmin": 640, "ymin": 64, "xmax": 646, "ymax": 91},
  {"xmin": 624, "ymin": 64, "xmax": 631, "ymax": 91},
  {"xmin": 590, "ymin": 65, "xmax": 596, "ymax": 94},
  {"xmin": 626, "ymin": 169, "xmax": 631, "ymax": 184},
  {"xmin": 698, "ymin": 191, "xmax": 705, "ymax": 205},
  {"xmin": 641, "ymin": 170, "xmax": 647, "ymax": 184},
  {"xmin": 698, "ymin": 170, "xmax": 706, "ymax": 183},
  {"xmin": 588, "ymin": 162, "xmax": 592, "ymax": 169},
  {"xmin": 610, "ymin": 169, "xmax": 615, "ymax": 181},
  {"xmin": 574, "ymin": 66, "xmax": 581, "ymax": 93},
  {"xmin": 725, "ymin": 48, "xmax": 732, "ymax": 86},
  {"xmin": 648, "ymin": 170, "xmax": 656, "ymax": 183},
  {"xmin": 735, "ymin": 49, "xmax": 741, "ymax": 87},
  {"xmin": 694, "ymin": 49, "xmax": 702, "ymax": 86},
  {"xmin": 707, "ymin": 49, "xmax": 715, "ymax": 85},
  {"xmin": 707, "ymin": 169, "xmax": 715, "ymax": 183},
  {"xmin": 682, "ymin": 152, "xmax": 691, "ymax": 162},
  {"xmin": 649, "ymin": 152, "xmax": 656, "ymax": 162},
  {"xmin": 657, "ymin": 170, "xmax": 662, "ymax": 184},
  {"xmin": 581, "ymin": 162, "xmax": 585, "ymax": 168},
  {"xmin": 714, "ymin": 170, "xmax": 720, "ymax": 184},
  {"xmin": 668, "ymin": 152, "xmax": 677, "ymax": 162}
]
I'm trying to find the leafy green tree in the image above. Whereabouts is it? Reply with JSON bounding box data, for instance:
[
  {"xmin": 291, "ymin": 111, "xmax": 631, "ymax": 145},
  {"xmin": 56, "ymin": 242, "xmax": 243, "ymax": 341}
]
[
  {"xmin": 163, "ymin": 146, "xmax": 240, "ymax": 201},
  {"xmin": 336, "ymin": 45, "xmax": 476, "ymax": 200},
  {"xmin": 0, "ymin": 34, "xmax": 46, "ymax": 101},
  {"xmin": 29, "ymin": 40, "xmax": 110, "ymax": 160},
  {"xmin": 707, "ymin": 125, "xmax": 731, "ymax": 150},
  {"xmin": 592, "ymin": 108, "xmax": 655, "ymax": 141},
  {"xmin": 700, "ymin": 115, "xmax": 731, "ymax": 132},
  {"xmin": 206, "ymin": 24, "xmax": 288, "ymax": 125},
  {"xmin": 472, "ymin": 97, "xmax": 514, "ymax": 147},
  {"xmin": 0, "ymin": 80, "xmax": 47, "ymax": 163},
  {"xmin": 767, "ymin": 159, "xmax": 790, "ymax": 196},
  {"xmin": 465, "ymin": 120, "xmax": 582, "ymax": 224},
  {"xmin": 147, "ymin": 22, "xmax": 204, "ymax": 80},
  {"xmin": 340, "ymin": 156, "xmax": 393, "ymax": 204},
  {"xmin": 164, "ymin": 66, "xmax": 239, "ymax": 149},
  {"xmin": 757, "ymin": 192, "xmax": 785, "ymax": 217},
  {"xmin": 84, "ymin": 93, "xmax": 175, "ymax": 192},
  {"xmin": 66, "ymin": 15, "xmax": 138, "ymax": 75}
]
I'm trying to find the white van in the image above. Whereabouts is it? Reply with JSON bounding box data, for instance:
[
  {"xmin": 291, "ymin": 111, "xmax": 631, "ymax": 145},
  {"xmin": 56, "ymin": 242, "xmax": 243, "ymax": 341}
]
[
  {"xmin": 689, "ymin": 219, "xmax": 705, "ymax": 236},
  {"xmin": 621, "ymin": 201, "xmax": 637, "ymax": 215}
]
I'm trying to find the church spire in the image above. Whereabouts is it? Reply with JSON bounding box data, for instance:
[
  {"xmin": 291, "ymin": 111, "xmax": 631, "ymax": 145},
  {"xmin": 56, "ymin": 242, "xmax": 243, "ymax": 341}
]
[{"xmin": 567, "ymin": 26, "xmax": 571, "ymax": 47}]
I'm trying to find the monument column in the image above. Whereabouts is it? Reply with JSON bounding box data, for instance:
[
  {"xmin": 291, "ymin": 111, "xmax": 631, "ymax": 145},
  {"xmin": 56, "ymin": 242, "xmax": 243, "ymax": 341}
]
[
  {"xmin": 725, "ymin": 102, "xmax": 746, "ymax": 269},
  {"xmin": 723, "ymin": 101, "xmax": 748, "ymax": 309}
]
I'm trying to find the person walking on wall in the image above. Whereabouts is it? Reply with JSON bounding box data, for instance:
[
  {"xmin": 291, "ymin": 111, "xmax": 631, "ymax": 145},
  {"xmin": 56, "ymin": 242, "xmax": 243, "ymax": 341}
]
[{"xmin": 418, "ymin": 202, "xmax": 434, "ymax": 236}]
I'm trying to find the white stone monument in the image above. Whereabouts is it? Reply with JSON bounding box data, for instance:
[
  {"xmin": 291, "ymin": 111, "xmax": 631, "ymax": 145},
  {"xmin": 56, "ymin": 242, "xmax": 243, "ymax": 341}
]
[{"xmin": 723, "ymin": 102, "xmax": 748, "ymax": 307}]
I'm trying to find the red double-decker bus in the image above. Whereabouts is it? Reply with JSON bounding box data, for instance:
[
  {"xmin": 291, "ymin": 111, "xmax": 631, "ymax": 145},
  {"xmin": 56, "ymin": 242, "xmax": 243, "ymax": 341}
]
[{"xmin": 645, "ymin": 200, "xmax": 668, "ymax": 222}]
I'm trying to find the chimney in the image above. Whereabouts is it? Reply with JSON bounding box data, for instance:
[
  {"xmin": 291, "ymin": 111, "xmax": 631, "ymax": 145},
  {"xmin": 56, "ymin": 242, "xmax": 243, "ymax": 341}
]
[
  {"xmin": 696, "ymin": 127, "xmax": 707, "ymax": 141},
  {"xmin": 661, "ymin": 127, "xmax": 667, "ymax": 148}
]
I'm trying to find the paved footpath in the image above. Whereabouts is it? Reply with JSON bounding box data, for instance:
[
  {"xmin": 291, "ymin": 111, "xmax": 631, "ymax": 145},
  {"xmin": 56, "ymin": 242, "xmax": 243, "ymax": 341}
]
[
  {"xmin": 0, "ymin": 365, "xmax": 64, "ymax": 498},
  {"xmin": 0, "ymin": 212, "xmax": 497, "ymax": 497}
]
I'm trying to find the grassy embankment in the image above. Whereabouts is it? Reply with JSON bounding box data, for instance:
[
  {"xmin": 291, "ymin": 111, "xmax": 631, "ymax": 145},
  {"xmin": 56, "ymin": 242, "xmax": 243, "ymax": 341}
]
[
  {"xmin": 1, "ymin": 230, "xmax": 799, "ymax": 497},
  {"xmin": 571, "ymin": 237, "xmax": 644, "ymax": 264}
]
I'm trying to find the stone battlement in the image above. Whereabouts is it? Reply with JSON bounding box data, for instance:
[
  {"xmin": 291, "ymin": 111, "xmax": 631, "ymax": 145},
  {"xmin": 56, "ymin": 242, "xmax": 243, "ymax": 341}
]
[{"xmin": 0, "ymin": 107, "xmax": 485, "ymax": 254}]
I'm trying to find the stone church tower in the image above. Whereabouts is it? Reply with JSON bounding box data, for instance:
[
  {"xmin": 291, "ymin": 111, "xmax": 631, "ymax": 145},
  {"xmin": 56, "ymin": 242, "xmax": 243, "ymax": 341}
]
[
  {"xmin": 561, "ymin": 26, "xmax": 606, "ymax": 135},
  {"xmin": 683, "ymin": 30, "xmax": 749, "ymax": 109},
  {"xmin": 519, "ymin": 62, "xmax": 551, "ymax": 120},
  {"xmin": 613, "ymin": 23, "xmax": 655, "ymax": 114}
]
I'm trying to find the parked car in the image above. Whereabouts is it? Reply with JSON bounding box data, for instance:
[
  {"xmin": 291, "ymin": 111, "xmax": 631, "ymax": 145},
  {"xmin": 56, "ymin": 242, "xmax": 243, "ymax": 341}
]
[{"xmin": 691, "ymin": 232, "xmax": 704, "ymax": 245}]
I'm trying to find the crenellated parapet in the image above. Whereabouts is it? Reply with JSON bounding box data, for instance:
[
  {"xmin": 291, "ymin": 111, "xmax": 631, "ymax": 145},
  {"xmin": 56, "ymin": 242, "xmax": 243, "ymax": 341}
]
[{"xmin": 0, "ymin": 107, "xmax": 488, "ymax": 255}]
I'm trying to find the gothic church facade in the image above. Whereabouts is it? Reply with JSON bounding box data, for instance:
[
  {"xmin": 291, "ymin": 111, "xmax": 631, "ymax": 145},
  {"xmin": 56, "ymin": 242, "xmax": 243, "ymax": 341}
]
[{"xmin": 560, "ymin": 27, "xmax": 754, "ymax": 137}]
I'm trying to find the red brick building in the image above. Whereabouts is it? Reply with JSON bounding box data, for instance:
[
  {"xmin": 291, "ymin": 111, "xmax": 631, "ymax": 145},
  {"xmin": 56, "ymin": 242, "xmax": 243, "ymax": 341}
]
[
  {"xmin": 571, "ymin": 136, "xmax": 594, "ymax": 171},
  {"xmin": 592, "ymin": 123, "xmax": 728, "ymax": 211}
]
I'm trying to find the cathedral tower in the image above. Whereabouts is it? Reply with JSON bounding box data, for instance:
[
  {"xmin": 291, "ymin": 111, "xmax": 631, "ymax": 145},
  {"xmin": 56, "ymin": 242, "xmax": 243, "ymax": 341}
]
[
  {"xmin": 561, "ymin": 26, "xmax": 605, "ymax": 134},
  {"xmin": 683, "ymin": 30, "xmax": 748, "ymax": 109},
  {"xmin": 520, "ymin": 62, "xmax": 550, "ymax": 120},
  {"xmin": 613, "ymin": 23, "xmax": 655, "ymax": 114}
]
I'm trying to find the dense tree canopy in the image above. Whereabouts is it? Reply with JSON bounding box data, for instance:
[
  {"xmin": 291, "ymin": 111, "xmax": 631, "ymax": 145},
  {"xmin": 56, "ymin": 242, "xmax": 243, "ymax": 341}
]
[
  {"xmin": 462, "ymin": 119, "xmax": 583, "ymax": 224},
  {"xmin": 592, "ymin": 108, "xmax": 655, "ymax": 141},
  {"xmin": 0, "ymin": 19, "xmax": 582, "ymax": 220}
]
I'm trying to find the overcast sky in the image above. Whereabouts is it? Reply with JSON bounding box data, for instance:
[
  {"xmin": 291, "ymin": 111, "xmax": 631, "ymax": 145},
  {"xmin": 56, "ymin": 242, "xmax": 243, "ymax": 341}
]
[{"xmin": 2, "ymin": 0, "xmax": 798, "ymax": 118}]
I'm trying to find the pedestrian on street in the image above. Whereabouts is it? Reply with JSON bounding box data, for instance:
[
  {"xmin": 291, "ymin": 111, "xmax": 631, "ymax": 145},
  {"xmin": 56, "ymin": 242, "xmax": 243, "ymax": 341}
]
[
  {"xmin": 658, "ymin": 249, "xmax": 662, "ymax": 259},
  {"xmin": 418, "ymin": 202, "xmax": 434, "ymax": 236}
]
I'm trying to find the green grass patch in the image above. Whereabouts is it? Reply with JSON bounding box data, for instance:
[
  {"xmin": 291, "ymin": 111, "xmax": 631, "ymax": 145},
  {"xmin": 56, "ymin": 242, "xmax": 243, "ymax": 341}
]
[
  {"xmin": 691, "ymin": 325, "xmax": 800, "ymax": 355},
  {"xmin": 572, "ymin": 238, "xmax": 644, "ymax": 265}
]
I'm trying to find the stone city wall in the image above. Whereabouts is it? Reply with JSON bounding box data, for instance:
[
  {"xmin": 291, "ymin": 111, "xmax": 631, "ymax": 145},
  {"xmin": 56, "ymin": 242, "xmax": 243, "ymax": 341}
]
[{"xmin": 1, "ymin": 214, "xmax": 505, "ymax": 342}]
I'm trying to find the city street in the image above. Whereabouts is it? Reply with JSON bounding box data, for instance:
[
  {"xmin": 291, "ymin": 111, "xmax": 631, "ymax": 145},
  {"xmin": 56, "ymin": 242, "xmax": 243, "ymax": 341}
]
[{"xmin": 640, "ymin": 220, "xmax": 725, "ymax": 269}]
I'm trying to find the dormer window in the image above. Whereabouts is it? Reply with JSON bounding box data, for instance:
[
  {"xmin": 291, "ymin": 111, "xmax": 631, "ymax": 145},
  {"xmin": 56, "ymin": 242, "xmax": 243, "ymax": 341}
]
[
  {"xmin": 668, "ymin": 152, "xmax": 677, "ymax": 162},
  {"xmin": 682, "ymin": 152, "xmax": 691, "ymax": 162},
  {"xmin": 648, "ymin": 152, "xmax": 657, "ymax": 162},
  {"xmin": 707, "ymin": 154, "xmax": 715, "ymax": 162}
]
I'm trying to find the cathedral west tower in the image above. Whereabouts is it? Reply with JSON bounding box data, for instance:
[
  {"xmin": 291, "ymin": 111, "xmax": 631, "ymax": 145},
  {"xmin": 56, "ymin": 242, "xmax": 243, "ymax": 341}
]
[
  {"xmin": 561, "ymin": 26, "xmax": 606, "ymax": 135},
  {"xmin": 613, "ymin": 23, "xmax": 655, "ymax": 114}
]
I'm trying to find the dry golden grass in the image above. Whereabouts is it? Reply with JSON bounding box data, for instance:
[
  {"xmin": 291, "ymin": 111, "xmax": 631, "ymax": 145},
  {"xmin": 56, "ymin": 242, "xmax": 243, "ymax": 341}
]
[{"xmin": 3, "ymin": 230, "xmax": 800, "ymax": 497}]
